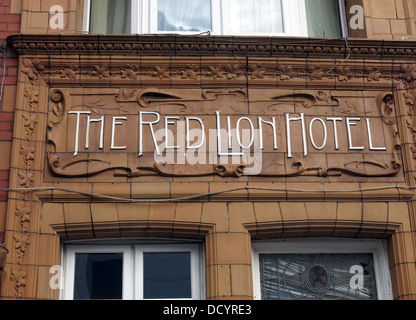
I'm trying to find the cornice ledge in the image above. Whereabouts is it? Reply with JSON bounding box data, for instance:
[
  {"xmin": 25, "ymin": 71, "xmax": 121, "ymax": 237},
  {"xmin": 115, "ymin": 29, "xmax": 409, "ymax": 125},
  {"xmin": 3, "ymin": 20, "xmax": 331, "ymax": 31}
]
[{"xmin": 7, "ymin": 34, "xmax": 416, "ymax": 60}]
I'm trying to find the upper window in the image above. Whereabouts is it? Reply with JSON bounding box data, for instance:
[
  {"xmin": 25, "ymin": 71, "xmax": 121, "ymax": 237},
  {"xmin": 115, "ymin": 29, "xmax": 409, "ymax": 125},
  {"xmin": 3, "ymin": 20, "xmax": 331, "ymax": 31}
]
[
  {"xmin": 252, "ymin": 239, "xmax": 393, "ymax": 300},
  {"xmin": 86, "ymin": 0, "xmax": 346, "ymax": 37},
  {"xmin": 63, "ymin": 242, "xmax": 203, "ymax": 300}
]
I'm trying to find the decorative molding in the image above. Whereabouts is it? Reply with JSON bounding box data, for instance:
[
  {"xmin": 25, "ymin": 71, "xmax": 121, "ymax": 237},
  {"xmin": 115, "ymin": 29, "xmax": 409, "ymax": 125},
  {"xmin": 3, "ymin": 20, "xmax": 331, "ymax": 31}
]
[
  {"xmin": 403, "ymin": 89, "xmax": 416, "ymax": 183},
  {"xmin": 16, "ymin": 57, "xmax": 416, "ymax": 92},
  {"xmin": 11, "ymin": 37, "xmax": 416, "ymax": 96},
  {"xmin": 7, "ymin": 35, "xmax": 416, "ymax": 61},
  {"xmin": 21, "ymin": 58, "xmax": 45, "ymax": 86},
  {"xmin": 9, "ymin": 84, "xmax": 40, "ymax": 298},
  {"xmin": 394, "ymin": 64, "xmax": 416, "ymax": 90},
  {"xmin": 46, "ymin": 156, "xmax": 401, "ymax": 179},
  {"xmin": 50, "ymin": 220, "xmax": 214, "ymax": 241}
]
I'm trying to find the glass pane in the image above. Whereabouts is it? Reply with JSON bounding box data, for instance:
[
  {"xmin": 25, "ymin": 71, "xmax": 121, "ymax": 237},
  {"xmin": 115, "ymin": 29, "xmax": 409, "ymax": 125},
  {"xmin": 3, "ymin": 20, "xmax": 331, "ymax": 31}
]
[
  {"xmin": 144, "ymin": 252, "xmax": 192, "ymax": 299},
  {"xmin": 223, "ymin": 0, "xmax": 283, "ymax": 34},
  {"xmin": 74, "ymin": 253, "xmax": 123, "ymax": 300},
  {"xmin": 305, "ymin": 0, "xmax": 342, "ymax": 37},
  {"xmin": 90, "ymin": 0, "xmax": 131, "ymax": 34},
  {"xmin": 260, "ymin": 253, "xmax": 377, "ymax": 300},
  {"xmin": 157, "ymin": 0, "xmax": 211, "ymax": 32}
]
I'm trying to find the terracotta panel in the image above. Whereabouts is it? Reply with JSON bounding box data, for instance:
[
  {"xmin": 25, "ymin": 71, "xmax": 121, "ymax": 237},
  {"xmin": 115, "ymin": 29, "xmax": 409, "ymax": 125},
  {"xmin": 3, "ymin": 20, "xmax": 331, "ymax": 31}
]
[
  {"xmin": 388, "ymin": 202, "xmax": 411, "ymax": 232},
  {"xmin": 216, "ymin": 265, "xmax": 232, "ymax": 297},
  {"xmin": 279, "ymin": 202, "xmax": 308, "ymax": 223},
  {"xmin": 174, "ymin": 202, "xmax": 202, "ymax": 223},
  {"xmin": 230, "ymin": 264, "xmax": 253, "ymax": 298},
  {"xmin": 148, "ymin": 202, "xmax": 176, "ymax": 221},
  {"xmin": 170, "ymin": 182, "xmax": 209, "ymax": 200},
  {"xmin": 116, "ymin": 202, "xmax": 149, "ymax": 221},
  {"xmin": 40, "ymin": 202, "xmax": 64, "ymax": 234},
  {"xmin": 36, "ymin": 266, "xmax": 59, "ymax": 300},
  {"xmin": 332, "ymin": 202, "xmax": 363, "ymax": 237},
  {"xmin": 201, "ymin": 202, "xmax": 229, "ymax": 233},
  {"xmin": 228, "ymin": 202, "xmax": 255, "ymax": 232},
  {"xmin": 63, "ymin": 202, "xmax": 91, "ymax": 224},
  {"xmin": 215, "ymin": 232, "xmax": 252, "ymax": 265}
]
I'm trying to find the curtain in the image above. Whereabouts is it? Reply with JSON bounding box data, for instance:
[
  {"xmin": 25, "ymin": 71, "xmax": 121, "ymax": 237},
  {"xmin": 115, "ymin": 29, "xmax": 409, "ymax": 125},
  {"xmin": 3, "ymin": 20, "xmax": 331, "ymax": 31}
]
[
  {"xmin": 305, "ymin": 0, "xmax": 342, "ymax": 38},
  {"xmin": 157, "ymin": 0, "xmax": 211, "ymax": 32},
  {"xmin": 90, "ymin": 0, "xmax": 131, "ymax": 34},
  {"xmin": 222, "ymin": 0, "xmax": 283, "ymax": 34}
]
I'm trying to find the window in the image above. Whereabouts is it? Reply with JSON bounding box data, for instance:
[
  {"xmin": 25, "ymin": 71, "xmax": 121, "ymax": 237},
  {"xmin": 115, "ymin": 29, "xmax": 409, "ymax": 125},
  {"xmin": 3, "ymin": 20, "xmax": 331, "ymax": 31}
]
[
  {"xmin": 63, "ymin": 242, "xmax": 203, "ymax": 300},
  {"xmin": 86, "ymin": 0, "xmax": 347, "ymax": 37},
  {"xmin": 252, "ymin": 239, "xmax": 393, "ymax": 300}
]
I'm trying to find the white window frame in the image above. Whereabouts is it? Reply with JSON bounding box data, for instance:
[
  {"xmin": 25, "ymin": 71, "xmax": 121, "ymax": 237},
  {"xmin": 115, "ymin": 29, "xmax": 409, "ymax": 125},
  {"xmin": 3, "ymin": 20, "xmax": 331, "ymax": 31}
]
[
  {"xmin": 63, "ymin": 245, "xmax": 133, "ymax": 300},
  {"xmin": 135, "ymin": 244, "xmax": 202, "ymax": 300},
  {"xmin": 83, "ymin": 0, "xmax": 347, "ymax": 37},
  {"xmin": 252, "ymin": 238, "xmax": 393, "ymax": 300},
  {"xmin": 63, "ymin": 242, "xmax": 203, "ymax": 300},
  {"xmin": 143, "ymin": 0, "xmax": 306, "ymax": 36}
]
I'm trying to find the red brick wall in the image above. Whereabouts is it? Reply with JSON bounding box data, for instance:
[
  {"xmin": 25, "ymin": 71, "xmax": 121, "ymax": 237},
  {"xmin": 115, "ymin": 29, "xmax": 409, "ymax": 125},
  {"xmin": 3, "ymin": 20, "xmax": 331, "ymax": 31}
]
[{"xmin": 0, "ymin": 0, "xmax": 21, "ymax": 243}]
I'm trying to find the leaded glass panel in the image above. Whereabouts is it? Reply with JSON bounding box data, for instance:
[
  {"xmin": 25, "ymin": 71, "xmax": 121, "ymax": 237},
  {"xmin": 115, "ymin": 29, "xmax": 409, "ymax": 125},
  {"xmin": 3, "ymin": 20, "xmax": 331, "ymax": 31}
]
[{"xmin": 260, "ymin": 253, "xmax": 377, "ymax": 300}]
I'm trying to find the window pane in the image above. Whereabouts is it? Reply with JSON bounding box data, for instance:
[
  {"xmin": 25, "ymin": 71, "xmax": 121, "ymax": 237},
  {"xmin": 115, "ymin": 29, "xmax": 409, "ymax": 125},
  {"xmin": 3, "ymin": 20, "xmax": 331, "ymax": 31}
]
[
  {"xmin": 305, "ymin": 0, "xmax": 342, "ymax": 37},
  {"xmin": 157, "ymin": 0, "xmax": 211, "ymax": 32},
  {"xmin": 90, "ymin": 0, "xmax": 131, "ymax": 34},
  {"xmin": 74, "ymin": 253, "xmax": 123, "ymax": 300},
  {"xmin": 223, "ymin": 0, "xmax": 283, "ymax": 34},
  {"xmin": 260, "ymin": 253, "xmax": 377, "ymax": 300},
  {"xmin": 143, "ymin": 252, "xmax": 192, "ymax": 299}
]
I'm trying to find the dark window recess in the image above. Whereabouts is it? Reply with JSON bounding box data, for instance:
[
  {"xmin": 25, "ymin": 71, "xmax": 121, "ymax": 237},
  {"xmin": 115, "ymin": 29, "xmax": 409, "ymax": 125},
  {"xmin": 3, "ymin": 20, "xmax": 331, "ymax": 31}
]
[
  {"xmin": 143, "ymin": 252, "xmax": 192, "ymax": 299},
  {"xmin": 74, "ymin": 253, "xmax": 123, "ymax": 300}
]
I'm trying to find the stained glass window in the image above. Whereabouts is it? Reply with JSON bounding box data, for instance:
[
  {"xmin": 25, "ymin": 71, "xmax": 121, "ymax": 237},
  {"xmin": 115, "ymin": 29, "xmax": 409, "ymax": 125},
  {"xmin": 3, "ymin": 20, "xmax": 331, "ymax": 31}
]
[{"xmin": 260, "ymin": 253, "xmax": 378, "ymax": 300}]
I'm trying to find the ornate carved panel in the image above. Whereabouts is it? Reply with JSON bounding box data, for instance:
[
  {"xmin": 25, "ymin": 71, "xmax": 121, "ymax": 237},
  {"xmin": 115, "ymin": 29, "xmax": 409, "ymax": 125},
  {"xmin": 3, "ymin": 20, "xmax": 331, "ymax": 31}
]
[{"xmin": 45, "ymin": 87, "xmax": 403, "ymax": 181}]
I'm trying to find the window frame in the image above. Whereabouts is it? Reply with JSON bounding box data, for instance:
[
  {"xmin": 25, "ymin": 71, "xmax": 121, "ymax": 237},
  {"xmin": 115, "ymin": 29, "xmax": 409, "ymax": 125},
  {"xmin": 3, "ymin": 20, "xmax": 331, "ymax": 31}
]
[
  {"xmin": 63, "ymin": 245, "xmax": 133, "ymax": 300},
  {"xmin": 62, "ymin": 242, "xmax": 204, "ymax": 300},
  {"xmin": 135, "ymin": 244, "xmax": 202, "ymax": 300},
  {"xmin": 144, "ymin": 0, "xmax": 306, "ymax": 36},
  {"xmin": 251, "ymin": 238, "xmax": 393, "ymax": 300},
  {"xmin": 84, "ymin": 0, "xmax": 348, "ymax": 37}
]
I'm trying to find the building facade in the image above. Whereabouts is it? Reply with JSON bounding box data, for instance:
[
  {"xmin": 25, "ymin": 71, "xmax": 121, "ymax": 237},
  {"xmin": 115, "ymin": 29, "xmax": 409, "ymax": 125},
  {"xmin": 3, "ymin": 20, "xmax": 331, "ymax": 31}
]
[{"xmin": 0, "ymin": 0, "xmax": 416, "ymax": 300}]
